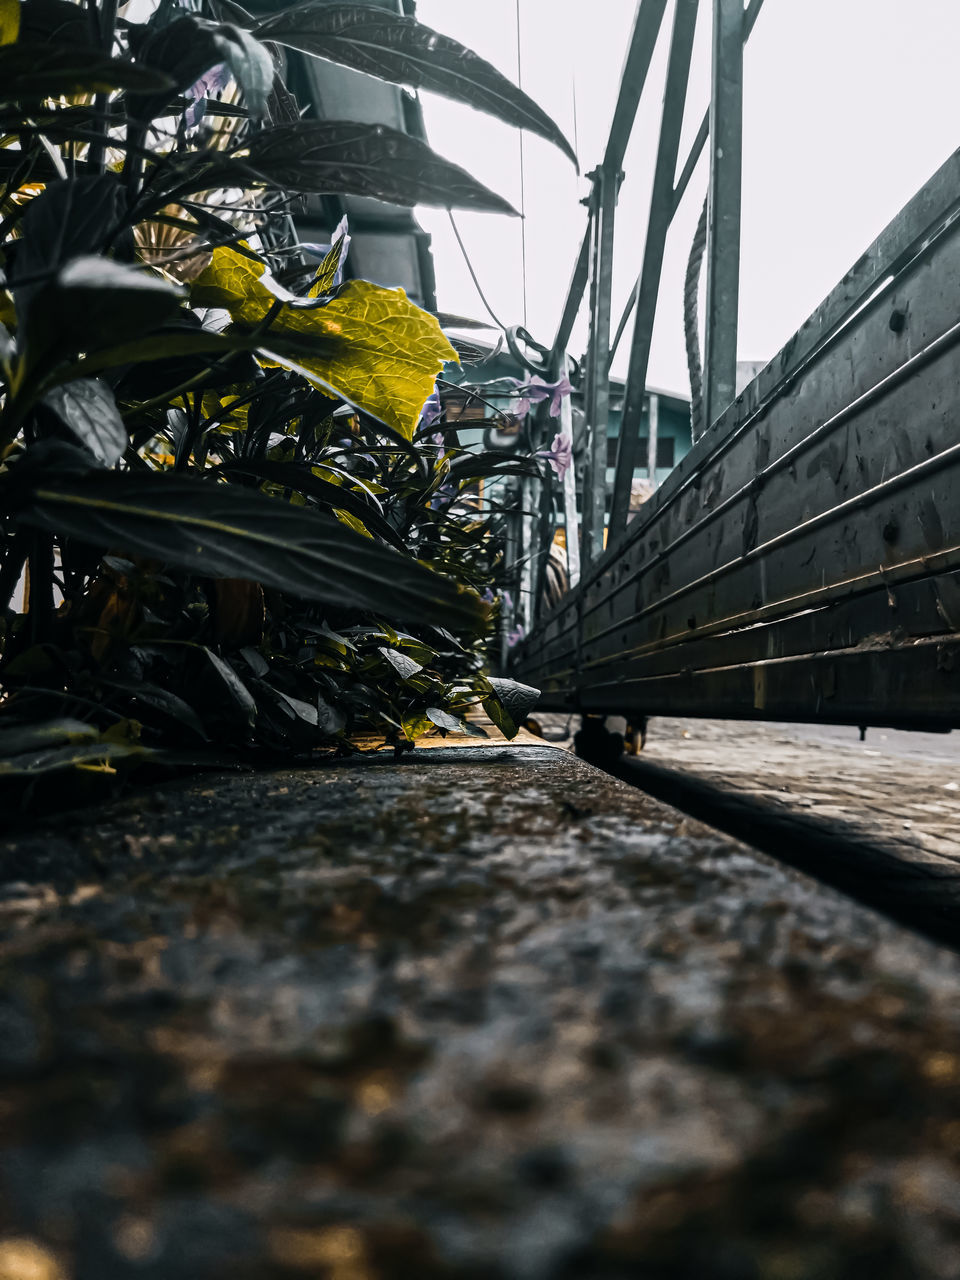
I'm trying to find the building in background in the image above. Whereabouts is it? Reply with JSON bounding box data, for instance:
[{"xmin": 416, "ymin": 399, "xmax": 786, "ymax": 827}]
[{"xmin": 442, "ymin": 341, "xmax": 692, "ymax": 521}]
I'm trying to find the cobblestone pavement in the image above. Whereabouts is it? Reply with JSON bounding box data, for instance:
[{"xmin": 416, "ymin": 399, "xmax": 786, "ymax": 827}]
[
  {"xmin": 637, "ymin": 717, "xmax": 960, "ymax": 871},
  {"xmin": 535, "ymin": 713, "xmax": 960, "ymax": 929},
  {"xmin": 4, "ymin": 744, "xmax": 960, "ymax": 1277}
]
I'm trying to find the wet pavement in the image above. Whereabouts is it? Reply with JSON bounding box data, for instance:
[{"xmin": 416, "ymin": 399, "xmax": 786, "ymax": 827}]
[{"xmin": 2, "ymin": 742, "xmax": 960, "ymax": 1278}]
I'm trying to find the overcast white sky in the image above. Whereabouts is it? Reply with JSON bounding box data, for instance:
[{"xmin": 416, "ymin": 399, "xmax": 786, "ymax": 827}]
[{"xmin": 415, "ymin": 0, "xmax": 960, "ymax": 396}]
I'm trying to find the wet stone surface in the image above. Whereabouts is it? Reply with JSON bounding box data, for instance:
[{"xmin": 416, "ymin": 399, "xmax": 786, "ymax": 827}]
[{"xmin": 2, "ymin": 745, "xmax": 960, "ymax": 1278}]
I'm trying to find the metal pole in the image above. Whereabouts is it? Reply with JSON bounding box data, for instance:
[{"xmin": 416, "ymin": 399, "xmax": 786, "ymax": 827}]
[
  {"xmin": 702, "ymin": 0, "xmax": 745, "ymax": 429},
  {"xmin": 531, "ymin": 402, "xmax": 554, "ymax": 624},
  {"xmin": 672, "ymin": 0, "xmax": 764, "ymax": 215},
  {"xmin": 550, "ymin": 218, "xmax": 592, "ymax": 367},
  {"xmin": 647, "ymin": 392, "xmax": 659, "ymax": 489},
  {"xmin": 604, "ymin": 0, "xmax": 670, "ymax": 174},
  {"xmin": 609, "ymin": 0, "xmax": 765, "ymax": 364},
  {"xmin": 501, "ymin": 480, "xmax": 520, "ymax": 668},
  {"xmin": 609, "ymin": 0, "xmax": 700, "ymax": 533},
  {"xmin": 578, "ymin": 193, "xmax": 601, "ymax": 569},
  {"xmin": 519, "ymin": 474, "xmax": 535, "ymax": 634},
  {"xmin": 580, "ymin": 164, "xmax": 618, "ymax": 565},
  {"xmin": 559, "ymin": 355, "xmax": 581, "ymax": 588}
]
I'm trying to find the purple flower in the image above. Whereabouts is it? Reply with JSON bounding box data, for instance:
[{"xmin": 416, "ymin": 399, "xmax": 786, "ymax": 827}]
[
  {"xmin": 481, "ymin": 587, "xmax": 496, "ymax": 603},
  {"xmin": 184, "ymin": 64, "xmax": 231, "ymax": 129},
  {"xmin": 428, "ymin": 481, "xmax": 457, "ymax": 511},
  {"xmin": 544, "ymin": 375, "xmax": 573, "ymax": 417},
  {"xmin": 419, "ymin": 388, "xmax": 442, "ymax": 430},
  {"xmin": 537, "ymin": 431, "xmax": 573, "ymax": 481},
  {"xmin": 501, "ymin": 590, "xmax": 513, "ymax": 612},
  {"xmin": 509, "ymin": 375, "xmax": 573, "ymax": 420},
  {"xmin": 300, "ymin": 216, "xmax": 351, "ymax": 287},
  {"xmin": 507, "ymin": 623, "xmax": 526, "ymax": 648}
]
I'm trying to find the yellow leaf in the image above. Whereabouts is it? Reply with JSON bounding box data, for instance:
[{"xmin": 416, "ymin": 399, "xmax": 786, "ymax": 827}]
[
  {"xmin": 0, "ymin": 289, "xmax": 15, "ymax": 330},
  {"xmin": 308, "ymin": 231, "xmax": 347, "ymax": 298},
  {"xmin": 101, "ymin": 718, "xmax": 143, "ymax": 745},
  {"xmin": 333, "ymin": 508, "xmax": 372, "ymax": 539},
  {"xmin": 0, "ymin": 0, "xmax": 19, "ymax": 45},
  {"xmin": 191, "ymin": 244, "xmax": 457, "ymax": 440},
  {"xmin": 401, "ymin": 711, "xmax": 434, "ymax": 742}
]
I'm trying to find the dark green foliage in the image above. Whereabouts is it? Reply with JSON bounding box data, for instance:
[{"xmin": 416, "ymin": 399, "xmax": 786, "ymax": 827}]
[
  {"xmin": 221, "ymin": 121, "xmax": 520, "ymax": 213},
  {"xmin": 253, "ymin": 3, "xmax": 578, "ymax": 165},
  {"xmin": 0, "ymin": 0, "xmax": 555, "ymax": 797}
]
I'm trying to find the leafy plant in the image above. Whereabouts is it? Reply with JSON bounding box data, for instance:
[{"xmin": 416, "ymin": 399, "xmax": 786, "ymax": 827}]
[{"xmin": 0, "ymin": 0, "xmax": 566, "ymax": 800}]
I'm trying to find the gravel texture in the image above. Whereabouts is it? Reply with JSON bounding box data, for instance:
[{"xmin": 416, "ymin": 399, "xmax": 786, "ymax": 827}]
[{"xmin": 2, "ymin": 744, "xmax": 960, "ymax": 1279}]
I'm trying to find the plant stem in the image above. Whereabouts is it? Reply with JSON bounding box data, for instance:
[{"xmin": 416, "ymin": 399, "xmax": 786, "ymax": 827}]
[
  {"xmin": 88, "ymin": 0, "xmax": 121, "ymax": 175},
  {"xmin": 27, "ymin": 532, "xmax": 54, "ymax": 645},
  {"xmin": 0, "ymin": 531, "xmax": 28, "ymax": 615}
]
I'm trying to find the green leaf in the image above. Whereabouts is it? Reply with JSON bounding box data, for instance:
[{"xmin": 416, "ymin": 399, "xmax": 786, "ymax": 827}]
[
  {"xmin": 316, "ymin": 696, "xmax": 346, "ymax": 736},
  {"xmin": 271, "ymin": 688, "xmax": 318, "ymax": 727},
  {"xmin": 482, "ymin": 676, "xmax": 539, "ymax": 740},
  {"xmin": 448, "ymin": 451, "xmax": 541, "ymax": 484},
  {"xmin": 217, "ymin": 121, "xmax": 518, "ymax": 215},
  {"xmin": 17, "ymin": 0, "xmax": 89, "ymax": 44},
  {"xmin": 12, "ymin": 176, "xmax": 125, "ymax": 292},
  {"xmin": 425, "ymin": 706, "xmax": 465, "ymax": 735},
  {"xmin": 401, "ymin": 710, "xmax": 433, "ymax": 742},
  {"xmin": 22, "ymin": 257, "xmax": 184, "ymax": 378},
  {"xmin": 309, "ymin": 230, "xmax": 347, "ymax": 298},
  {"xmin": 1, "ymin": 0, "xmax": 20, "ymax": 46},
  {"xmin": 253, "ymin": 4, "xmax": 576, "ymax": 165},
  {"xmin": 133, "ymin": 16, "xmax": 274, "ymax": 119},
  {"xmin": 378, "ymin": 646, "xmax": 422, "ymax": 679},
  {"xmin": 434, "ymin": 312, "xmax": 498, "ymax": 331},
  {"xmin": 191, "ymin": 243, "xmax": 457, "ymax": 439},
  {"xmin": 14, "ymin": 468, "xmax": 487, "ymax": 630},
  {"xmin": 218, "ymin": 459, "xmax": 406, "ymax": 552},
  {"xmin": 0, "ymin": 718, "xmax": 97, "ymax": 757},
  {"xmin": 100, "ymin": 677, "xmax": 209, "ymax": 741},
  {"xmin": 41, "ymin": 378, "xmax": 127, "ymax": 466},
  {"xmin": 238, "ymin": 645, "xmax": 269, "ymax": 678},
  {"xmin": 204, "ymin": 648, "xmax": 257, "ymax": 727},
  {"xmin": 69, "ymin": 329, "xmax": 248, "ymax": 383},
  {"xmin": 0, "ymin": 41, "xmax": 174, "ymax": 99},
  {"xmin": 0, "ymin": 739, "xmax": 149, "ymax": 778}
]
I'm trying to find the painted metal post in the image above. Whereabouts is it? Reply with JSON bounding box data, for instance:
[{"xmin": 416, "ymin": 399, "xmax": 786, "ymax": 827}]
[
  {"xmin": 559, "ymin": 355, "xmax": 581, "ymax": 588},
  {"xmin": 647, "ymin": 392, "xmax": 659, "ymax": 489},
  {"xmin": 576, "ymin": 0, "xmax": 669, "ymax": 563},
  {"xmin": 578, "ymin": 168, "xmax": 616, "ymax": 565},
  {"xmin": 519, "ymin": 474, "xmax": 535, "ymax": 635},
  {"xmin": 672, "ymin": 0, "xmax": 765, "ymax": 215},
  {"xmin": 550, "ymin": 219, "xmax": 592, "ymax": 367},
  {"xmin": 608, "ymin": 0, "xmax": 700, "ymax": 533},
  {"xmin": 702, "ymin": 0, "xmax": 745, "ymax": 430},
  {"xmin": 580, "ymin": 166, "xmax": 617, "ymax": 566},
  {"xmin": 603, "ymin": 0, "xmax": 670, "ymax": 174},
  {"xmin": 578, "ymin": 192, "xmax": 600, "ymax": 569},
  {"xmin": 500, "ymin": 479, "xmax": 521, "ymax": 669}
]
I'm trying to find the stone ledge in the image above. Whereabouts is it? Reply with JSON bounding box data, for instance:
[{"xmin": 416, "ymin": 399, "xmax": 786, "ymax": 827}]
[{"xmin": 2, "ymin": 745, "xmax": 960, "ymax": 1278}]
